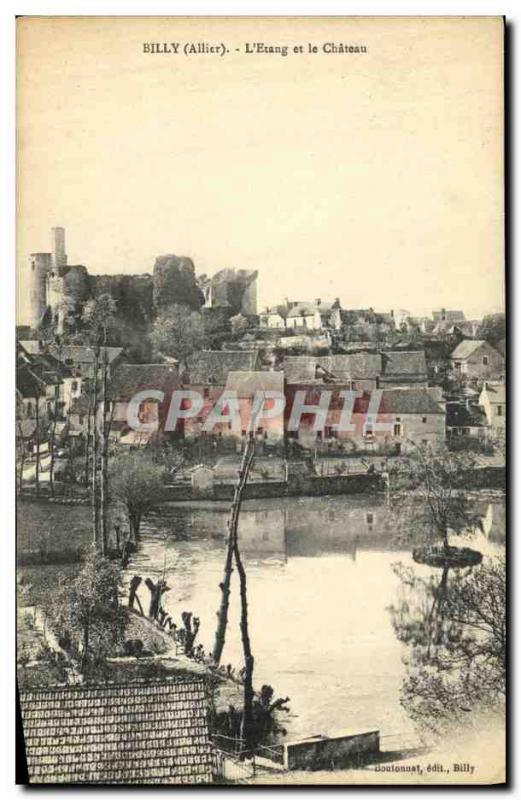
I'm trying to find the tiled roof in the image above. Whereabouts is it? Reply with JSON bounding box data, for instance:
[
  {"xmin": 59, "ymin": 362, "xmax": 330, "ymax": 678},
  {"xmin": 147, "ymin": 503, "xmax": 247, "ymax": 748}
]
[
  {"xmin": 109, "ymin": 363, "xmax": 180, "ymax": 400},
  {"xmin": 282, "ymin": 356, "xmax": 320, "ymax": 383},
  {"xmin": 20, "ymin": 677, "xmax": 214, "ymax": 785},
  {"xmin": 318, "ymin": 354, "xmax": 382, "ymax": 380},
  {"xmin": 378, "ymin": 389, "xmax": 445, "ymax": 415},
  {"xmin": 50, "ymin": 345, "xmax": 124, "ymax": 365},
  {"xmin": 286, "ymin": 302, "xmax": 319, "ymax": 318},
  {"xmin": 381, "ymin": 350, "xmax": 427, "ymax": 377},
  {"xmin": 494, "ymin": 338, "xmax": 506, "ymax": 357},
  {"xmin": 450, "ymin": 339, "xmax": 488, "ymax": 360},
  {"xmin": 224, "ymin": 370, "xmax": 284, "ymax": 396},
  {"xmin": 187, "ymin": 350, "xmax": 260, "ymax": 385},
  {"xmin": 16, "ymin": 367, "xmax": 46, "ymax": 399},
  {"xmin": 260, "ymin": 305, "xmax": 288, "ymax": 318}
]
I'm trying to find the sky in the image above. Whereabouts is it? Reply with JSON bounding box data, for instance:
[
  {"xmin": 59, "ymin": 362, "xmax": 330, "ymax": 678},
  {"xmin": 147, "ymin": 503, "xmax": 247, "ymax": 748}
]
[{"xmin": 16, "ymin": 16, "xmax": 504, "ymax": 323}]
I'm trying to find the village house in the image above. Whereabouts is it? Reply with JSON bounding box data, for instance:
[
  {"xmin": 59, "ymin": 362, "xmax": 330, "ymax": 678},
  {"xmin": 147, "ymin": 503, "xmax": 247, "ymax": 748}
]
[
  {"xmin": 445, "ymin": 400, "xmax": 489, "ymax": 440},
  {"xmin": 49, "ymin": 344, "xmax": 125, "ymax": 380},
  {"xmin": 17, "ymin": 345, "xmax": 71, "ymax": 418},
  {"xmin": 107, "ymin": 362, "xmax": 181, "ymax": 444},
  {"xmin": 223, "ymin": 370, "xmax": 285, "ymax": 443},
  {"xmin": 433, "ymin": 308, "xmax": 466, "ymax": 323},
  {"xmin": 283, "ymin": 386, "xmax": 446, "ymax": 453},
  {"xmin": 277, "ymin": 330, "xmax": 332, "ymax": 353},
  {"xmin": 68, "ymin": 362, "xmax": 181, "ymax": 445},
  {"xmin": 259, "ymin": 304, "xmax": 288, "ymax": 329},
  {"xmin": 179, "ymin": 350, "xmax": 263, "ymax": 443},
  {"xmin": 450, "ymin": 339, "xmax": 505, "ymax": 381},
  {"xmin": 182, "ymin": 369, "xmax": 284, "ymax": 445},
  {"xmin": 285, "ymin": 298, "xmax": 342, "ymax": 331},
  {"xmin": 479, "ymin": 382, "xmax": 506, "ymax": 432},
  {"xmin": 389, "ymin": 309, "xmax": 411, "ymax": 330}
]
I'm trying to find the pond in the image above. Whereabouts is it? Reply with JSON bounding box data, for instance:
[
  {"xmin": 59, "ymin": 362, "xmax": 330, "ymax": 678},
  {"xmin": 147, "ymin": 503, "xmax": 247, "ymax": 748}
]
[{"xmin": 122, "ymin": 493, "xmax": 505, "ymax": 741}]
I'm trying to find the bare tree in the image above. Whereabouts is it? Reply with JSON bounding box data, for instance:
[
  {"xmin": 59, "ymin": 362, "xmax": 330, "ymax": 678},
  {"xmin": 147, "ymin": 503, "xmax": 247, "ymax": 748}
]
[
  {"xmin": 81, "ymin": 294, "xmax": 117, "ymax": 552},
  {"xmin": 212, "ymin": 433, "xmax": 256, "ymax": 664}
]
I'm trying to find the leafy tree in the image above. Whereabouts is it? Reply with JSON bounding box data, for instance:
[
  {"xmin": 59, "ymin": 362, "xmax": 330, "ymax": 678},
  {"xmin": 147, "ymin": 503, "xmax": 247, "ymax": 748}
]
[
  {"xmin": 110, "ymin": 451, "xmax": 166, "ymax": 541},
  {"xmin": 230, "ymin": 313, "xmax": 249, "ymax": 336},
  {"xmin": 150, "ymin": 304, "xmax": 205, "ymax": 369},
  {"xmin": 477, "ymin": 313, "xmax": 505, "ymax": 346},
  {"xmin": 389, "ymin": 556, "xmax": 505, "ymax": 735},
  {"xmin": 389, "ymin": 445, "xmax": 477, "ymax": 549},
  {"xmin": 50, "ymin": 551, "xmax": 127, "ymax": 674}
]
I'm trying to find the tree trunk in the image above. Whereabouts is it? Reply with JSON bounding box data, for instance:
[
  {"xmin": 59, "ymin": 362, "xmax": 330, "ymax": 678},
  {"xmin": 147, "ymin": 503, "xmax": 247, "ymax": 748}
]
[
  {"xmin": 91, "ymin": 349, "xmax": 100, "ymax": 549},
  {"xmin": 212, "ymin": 434, "xmax": 255, "ymax": 664},
  {"xmin": 81, "ymin": 617, "xmax": 90, "ymax": 671},
  {"xmin": 17, "ymin": 420, "xmax": 26, "ymax": 496},
  {"xmin": 49, "ymin": 415, "xmax": 57, "ymax": 498},
  {"xmin": 84, "ymin": 395, "xmax": 92, "ymax": 485},
  {"xmin": 233, "ymin": 526, "xmax": 255, "ymax": 754},
  {"xmin": 35, "ymin": 397, "xmax": 40, "ymax": 498},
  {"xmin": 99, "ymin": 347, "xmax": 108, "ymax": 555}
]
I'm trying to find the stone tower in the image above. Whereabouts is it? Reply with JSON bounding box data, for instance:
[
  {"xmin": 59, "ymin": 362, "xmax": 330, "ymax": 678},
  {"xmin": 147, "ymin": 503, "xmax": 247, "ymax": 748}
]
[
  {"xmin": 28, "ymin": 227, "xmax": 68, "ymax": 330},
  {"xmin": 51, "ymin": 226, "xmax": 67, "ymax": 273},
  {"xmin": 28, "ymin": 252, "xmax": 52, "ymax": 330}
]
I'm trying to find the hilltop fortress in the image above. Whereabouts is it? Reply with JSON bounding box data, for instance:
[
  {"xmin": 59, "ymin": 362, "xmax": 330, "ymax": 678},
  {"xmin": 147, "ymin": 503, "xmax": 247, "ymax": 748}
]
[{"xmin": 28, "ymin": 227, "xmax": 258, "ymax": 332}]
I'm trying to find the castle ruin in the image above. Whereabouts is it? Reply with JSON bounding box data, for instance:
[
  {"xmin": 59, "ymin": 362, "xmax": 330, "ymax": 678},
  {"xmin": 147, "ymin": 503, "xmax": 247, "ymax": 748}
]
[{"xmin": 27, "ymin": 227, "xmax": 258, "ymax": 332}]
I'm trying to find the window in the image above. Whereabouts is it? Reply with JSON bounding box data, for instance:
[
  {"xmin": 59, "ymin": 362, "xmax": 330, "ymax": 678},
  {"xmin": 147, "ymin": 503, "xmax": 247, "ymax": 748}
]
[
  {"xmin": 393, "ymin": 423, "xmax": 402, "ymax": 437},
  {"xmin": 422, "ymin": 416, "xmax": 427, "ymax": 423},
  {"xmin": 203, "ymin": 388, "xmax": 210, "ymax": 399},
  {"xmin": 497, "ymin": 406, "xmax": 503, "ymax": 416},
  {"xmin": 483, "ymin": 356, "xmax": 489, "ymax": 366},
  {"xmin": 71, "ymin": 380, "xmax": 78, "ymax": 392}
]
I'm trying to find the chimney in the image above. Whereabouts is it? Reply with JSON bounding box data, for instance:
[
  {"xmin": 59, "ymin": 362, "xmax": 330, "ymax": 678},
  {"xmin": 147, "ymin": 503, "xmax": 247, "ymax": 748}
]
[
  {"xmin": 315, "ymin": 298, "xmax": 322, "ymax": 306},
  {"xmin": 51, "ymin": 226, "xmax": 67, "ymax": 271}
]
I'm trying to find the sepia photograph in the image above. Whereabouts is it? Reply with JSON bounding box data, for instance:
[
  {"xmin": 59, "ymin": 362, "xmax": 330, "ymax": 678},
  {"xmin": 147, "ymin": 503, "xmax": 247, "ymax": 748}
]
[{"xmin": 14, "ymin": 14, "xmax": 506, "ymax": 785}]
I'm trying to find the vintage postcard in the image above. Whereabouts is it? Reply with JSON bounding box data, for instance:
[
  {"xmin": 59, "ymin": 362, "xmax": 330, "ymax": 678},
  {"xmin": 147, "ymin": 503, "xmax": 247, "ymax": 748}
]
[{"xmin": 16, "ymin": 16, "xmax": 506, "ymax": 785}]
